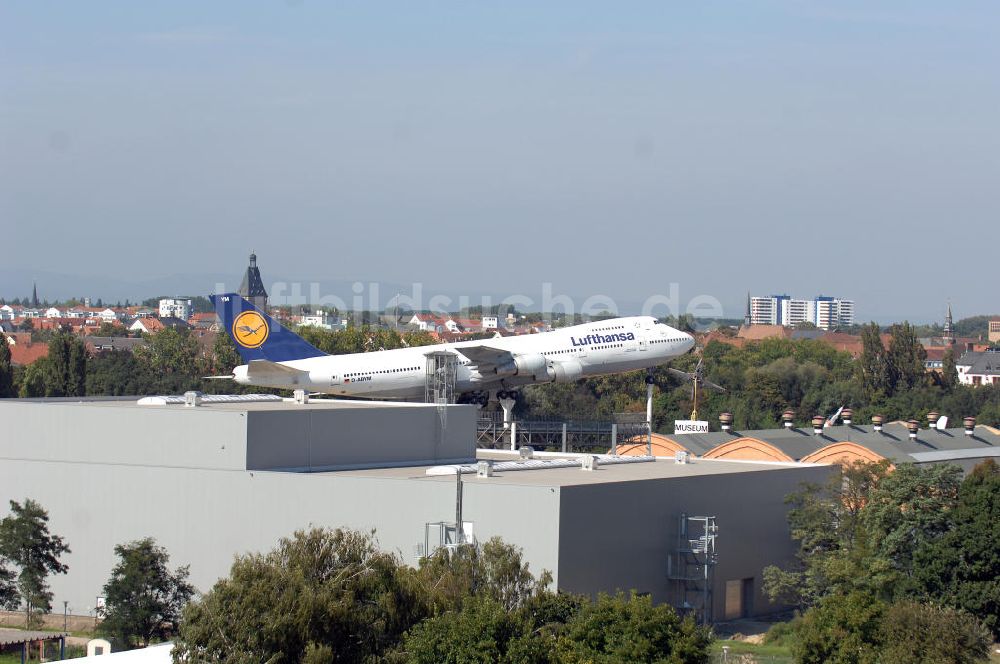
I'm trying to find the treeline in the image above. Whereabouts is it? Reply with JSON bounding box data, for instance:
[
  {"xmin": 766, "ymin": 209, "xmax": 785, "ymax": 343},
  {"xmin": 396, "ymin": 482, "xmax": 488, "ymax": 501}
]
[
  {"xmin": 0, "ymin": 498, "xmax": 192, "ymax": 650},
  {"xmin": 521, "ymin": 324, "xmax": 1000, "ymax": 430},
  {"xmin": 172, "ymin": 529, "xmax": 712, "ymax": 664},
  {"xmin": 761, "ymin": 459, "xmax": 1000, "ymax": 663},
  {"xmin": 0, "ymin": 325, "xmax": 439, "ymax": 399}
]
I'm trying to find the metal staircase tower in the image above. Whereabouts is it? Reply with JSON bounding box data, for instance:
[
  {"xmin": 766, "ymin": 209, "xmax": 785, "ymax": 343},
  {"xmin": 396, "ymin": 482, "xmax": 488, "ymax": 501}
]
[{"xmin": 667, "ymin": 513, "xmax": 718, "ymax": 624}]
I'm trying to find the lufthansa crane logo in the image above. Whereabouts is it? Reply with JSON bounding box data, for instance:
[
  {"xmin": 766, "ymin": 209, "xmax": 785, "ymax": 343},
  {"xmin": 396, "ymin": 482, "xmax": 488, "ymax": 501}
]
[{"xmin": 232, "ymin": 311, "xmax": 269, "ymax": 349}]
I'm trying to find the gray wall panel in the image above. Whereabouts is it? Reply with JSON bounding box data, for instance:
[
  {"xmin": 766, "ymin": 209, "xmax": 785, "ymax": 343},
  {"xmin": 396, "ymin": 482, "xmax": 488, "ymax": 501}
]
[{"xmin": 557, "ymin": 465, "xmax": 833, "ymax": 620}]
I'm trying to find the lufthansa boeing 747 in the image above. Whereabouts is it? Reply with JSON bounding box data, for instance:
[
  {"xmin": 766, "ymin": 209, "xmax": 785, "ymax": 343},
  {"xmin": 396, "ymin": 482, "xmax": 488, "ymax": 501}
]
[{"xmin": 211, "ymin": 293, "xmax": 695, "ymax": 403}]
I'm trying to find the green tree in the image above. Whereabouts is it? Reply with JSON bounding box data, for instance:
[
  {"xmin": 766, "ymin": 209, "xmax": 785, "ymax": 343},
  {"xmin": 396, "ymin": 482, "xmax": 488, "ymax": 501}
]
[
  {"xmin": 172, "ymin": 528, "xmax": 427, "ymax": 664},
  {"xmin": 416, "ymin": 538, "xmax": 552, "ymax": 613},
  {"xmin": 99, "ymin": 538, "xmax": 195, "ymax": 649},
  {"xmin": 0, "ymin": 333, "xmax": 13, "ymax": 397},
  {"xmin": 35, "ymin": 334, "xmax": 88, "ymax": 397},
  {"xmin": 861, "ymin": 463, "xmax": 962, "ymax": 596},
  {"xmin": 912, "ymin": 460, "xmax": 1000, "ymax": 638},
  {"xmin": 555, "ymin": 592, "xmax": 711, "ymax": 664},
  {"xmin": 878, "ymin": 601, "xmax": 991, "ymax": 664},
  {"xmin": 0, "ymin": 555, "xmax": 16, "ymax": 610},
  {"xmin": 94, "ymin": 322, "xmax": 129, "ymax": 337},
  {"xmin": 886, "ymin": 322, "xmax": 927, "ymax": 393},
  {"xmin": 0, "ymin": 499, "xmax": 71, "ymax": 627},
  {"xmin": 211, "ymin": 330, "xmax": 241, "ymax": 375},
  {"xmin": 85, "ymin": 352, "xmax": 155, "ymax": 396},
  {"xmin": 133, "ymin": 328, "xmax": 205, "ymax": 393},
  {"xmin": 762, "ymin": 461, "xmax": 891, "ymax": 610},
  {"xmin": 17, "ymin": 360, "xmax": 47, "ymax": 397},
  {"xmin": 858, "ymin": 322, "xmax": 890, "ymax": 397},
  {"xmin": 401, "ymin": 595, "xmax": 552, "ymax": 664},
  {"xmin": 941, "ymin": 346, "xmax": 959, "ymax": 390},
  {"xmin": 792, "ymin": 591, "xmax": 884, "ymax": 664}
]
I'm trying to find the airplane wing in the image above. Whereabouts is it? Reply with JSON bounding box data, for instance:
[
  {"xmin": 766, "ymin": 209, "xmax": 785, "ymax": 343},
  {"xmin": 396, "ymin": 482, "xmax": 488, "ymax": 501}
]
[{"xmin": 455, "ymin": 345, "xmax": 515, "ymax": 373}]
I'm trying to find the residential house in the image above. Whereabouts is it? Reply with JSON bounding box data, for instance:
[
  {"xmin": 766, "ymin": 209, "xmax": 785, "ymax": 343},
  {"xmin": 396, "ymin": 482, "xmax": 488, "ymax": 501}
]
[
  {"xmin": 408, "ymin": 314, "xmax": 444, "ymax": 333},
  {"xmin": 9, "ymin": 341, "xmax": 49, "ymax": 367},
  {"xmin": 956, "ymin": 351, "xmax": 1000, "ymax": 386},
  {"xmin": 130, "ymin": 318, "xmax": 165, "ymax": 335},
  {"xmin": 189, "ymin": 313, "xmax": 221, "ymax": 332}
]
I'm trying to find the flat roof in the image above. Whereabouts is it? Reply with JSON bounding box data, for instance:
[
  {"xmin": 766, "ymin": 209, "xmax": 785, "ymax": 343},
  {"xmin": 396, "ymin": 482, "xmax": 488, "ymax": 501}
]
[
  {"xmin": 4, "ymin": 396, "xmax": 464, "ymax": 413},
  {"xmin": 319, "ymin": 455, "xmax": 814, "ymax": 488}
]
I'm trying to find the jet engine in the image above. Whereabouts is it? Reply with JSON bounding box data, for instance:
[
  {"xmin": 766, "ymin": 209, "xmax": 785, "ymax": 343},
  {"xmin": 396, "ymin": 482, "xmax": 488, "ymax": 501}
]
[
  {"xmin": 548, "ymin": 359, "xmax": 583, "ymax": 382},
  {"xmin": 495, "ymin": 353, "xmax": 549, "ymax": 378}
]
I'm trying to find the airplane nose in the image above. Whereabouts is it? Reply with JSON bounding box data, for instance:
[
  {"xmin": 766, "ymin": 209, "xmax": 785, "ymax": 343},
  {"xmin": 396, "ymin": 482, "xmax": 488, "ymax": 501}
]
[{"xmin": 683, "ymin": 333, "xmax": 696, "ymax": 352}]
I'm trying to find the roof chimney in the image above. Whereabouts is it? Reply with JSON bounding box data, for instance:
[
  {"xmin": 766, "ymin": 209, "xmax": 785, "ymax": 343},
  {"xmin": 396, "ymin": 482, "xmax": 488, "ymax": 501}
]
[
  {"xmin": 811, "ymin": 415, "xmax": 825, "ymax": 435},
  {"xmin": 782, "ymin": 409, "xmax": 795, "ymax": 429},
  {"xmin": 927, "ymin": 411, "xmax": 940, "ymax": 428},
  {"xmin": 964, "ymin": 416, "xmax": 976, "ymax": 436},
  {"xmin": 841, "ymin": 408, "xmax": 853, "ymax": 425},
  {"xmin": 718, "ymin": 412, "xmax": 734, "ymax": 433},
  {"xmin": 906, "ymin": 419, "xmax": 919, "ymax": 440},
  {"xmin": 872, "ymin": 414, "xmax": 884, "ymax": 433}
]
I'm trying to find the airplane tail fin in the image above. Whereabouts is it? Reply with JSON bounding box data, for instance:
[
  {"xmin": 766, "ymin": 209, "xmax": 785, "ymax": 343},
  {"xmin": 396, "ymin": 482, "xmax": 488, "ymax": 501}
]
[{"xmin": 210, "ymin": 293, "xmax": 326, "ymax": 363}]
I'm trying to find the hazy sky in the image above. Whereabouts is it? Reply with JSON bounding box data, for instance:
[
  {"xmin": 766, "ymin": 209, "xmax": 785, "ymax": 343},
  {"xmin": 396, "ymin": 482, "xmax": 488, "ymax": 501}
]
[{"xmin": 2, "ymin": 2, "xmax": 998, "ymax": 321}]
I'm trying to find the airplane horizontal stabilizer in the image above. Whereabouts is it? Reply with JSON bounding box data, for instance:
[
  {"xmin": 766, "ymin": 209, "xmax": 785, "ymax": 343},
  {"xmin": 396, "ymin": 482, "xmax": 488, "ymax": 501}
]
[{"xmin": 246, "ymin": 359, "xmax": 309, "ymax": 381}]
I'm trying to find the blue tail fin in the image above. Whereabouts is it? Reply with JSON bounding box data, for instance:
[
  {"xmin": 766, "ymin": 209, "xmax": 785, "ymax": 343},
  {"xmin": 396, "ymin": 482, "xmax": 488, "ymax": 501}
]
[{"xmin": 210, "ymin": 293, "xmax": 326, "ymax": 363}]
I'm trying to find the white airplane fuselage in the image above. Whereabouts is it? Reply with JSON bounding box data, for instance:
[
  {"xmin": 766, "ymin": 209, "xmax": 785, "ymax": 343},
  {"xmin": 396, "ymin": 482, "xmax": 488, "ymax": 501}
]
[{"xmin": 232, "ymin": 316, "xmax": 695, "ymax": 399}]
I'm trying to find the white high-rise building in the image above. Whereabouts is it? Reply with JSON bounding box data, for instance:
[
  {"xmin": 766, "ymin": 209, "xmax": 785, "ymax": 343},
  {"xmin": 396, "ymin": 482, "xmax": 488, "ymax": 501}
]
[
  {"xmin": 159, "ymin": 298, "xmax": 192, "ymax": 320},
  {"xmin": 750, "ymin": 296, "xmax": 783, "ymax": 326},
  {"xmin": 748, "ymin": 295, "xmax": 854, "ymax": 330}
]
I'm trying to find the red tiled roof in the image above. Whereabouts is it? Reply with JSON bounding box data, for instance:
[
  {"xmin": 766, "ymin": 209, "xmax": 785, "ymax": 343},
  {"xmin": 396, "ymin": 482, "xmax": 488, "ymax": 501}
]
[
  {"xmin": 737, "ymin": 325, "xmax": 791, "ymax": 341},
  {"xmin": 924, "ymin": 347, "xmax": 948, "ymax": 361},
  {"xmin": 135, "ymin": 318, "xmax": 165, "ymax": 333},
  {"xmin": 10, "ymin": 342, "xmax": 49, "ymax": 366}
]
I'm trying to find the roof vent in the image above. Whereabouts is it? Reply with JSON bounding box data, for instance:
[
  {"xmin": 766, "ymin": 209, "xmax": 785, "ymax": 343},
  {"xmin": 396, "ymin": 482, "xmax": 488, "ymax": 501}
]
[
  {"xmin": 927, "ymin": 411, "xmax": 940, "ymax": 427},
  {"xmin": 906, "ymin": 419, "xmax": 919, "ymax": 440},
  {"xmin": 811, "ymin": 415, "xmax": 825, "ymax": 435},
  {"xmin": 581, "ymin": 455, "xmax": 599, "ymax": 472},
  {"xmin": 718, "ymin": 412, "xmax": 734, "ymax": 433},
  {"xmin": 476, "ymin": 460, "xmax": 494, "ymax": 478},
  {"xmin": 872, "ymin": 414, "xmax": 884, "ymax": 433},
  {"xmin": 782, "ymin": 409, "xmax": 795, "ymax": 429},
  {"xmin": 964, "ymin": 416, "xmax": 976, "ymax": 436},
  {"xmin": 183, "ymin": 391, "xmax": 203, "ymax": 408},
  {"xmin": 841, "ymin": 408, "xmax": 853, "ymax": 425}
]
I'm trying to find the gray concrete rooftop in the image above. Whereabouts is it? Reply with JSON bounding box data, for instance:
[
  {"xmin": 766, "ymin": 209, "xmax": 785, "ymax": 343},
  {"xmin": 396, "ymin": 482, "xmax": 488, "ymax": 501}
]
[{"xmin": 324, "ymin": 454, "xmax": 808, "ymax": 487}]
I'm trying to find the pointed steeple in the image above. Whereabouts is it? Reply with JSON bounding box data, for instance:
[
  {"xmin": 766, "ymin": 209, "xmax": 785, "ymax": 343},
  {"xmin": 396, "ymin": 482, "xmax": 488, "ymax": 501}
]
[
  {"xmin": 239, "ymin": 252, "xmax": 268, "ymax": 311},
  {"xmin": 744, "ymin": 291, "xmax": 752, "ymax": 327},
  {"xmin": 944, "ymin": 301, "xmax": 954, "ymax": 342},
  {"xmin": 31, "ymin": 282, "xmax": 39, "ymax": 307}
]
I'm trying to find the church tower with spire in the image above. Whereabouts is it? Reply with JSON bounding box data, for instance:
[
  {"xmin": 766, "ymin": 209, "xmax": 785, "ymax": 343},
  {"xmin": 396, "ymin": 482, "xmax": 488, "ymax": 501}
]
[
  {"xmin": 744, "ymin": 291, "xmax": 752, "ymax": 328},
  {"xmin": 944, "ymin": 302, "xmax": 954, "ymax": 345},
  {"xmin": 31, "ymin": 281, "xmax": 39, "ymax": 307},
  {"xmin": 239, "ymin": 252, "xmax": 269, "ymax": 312}
]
